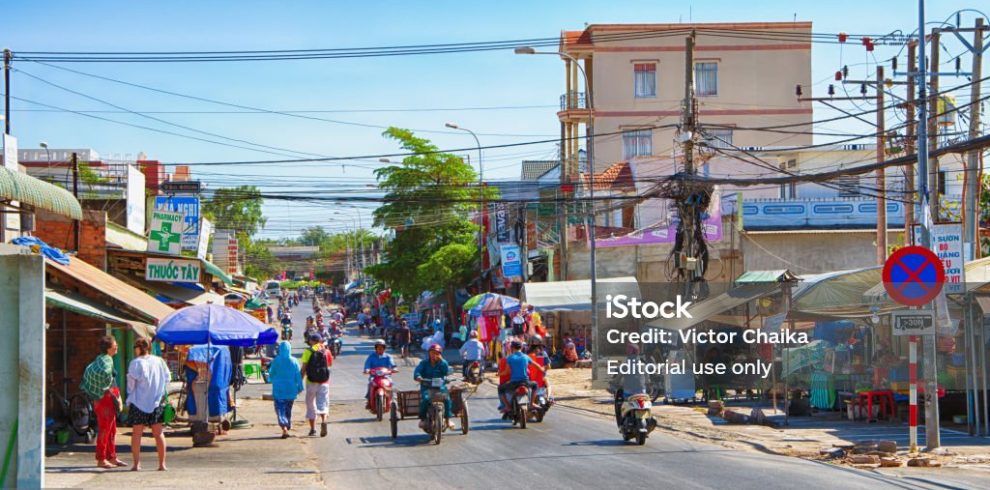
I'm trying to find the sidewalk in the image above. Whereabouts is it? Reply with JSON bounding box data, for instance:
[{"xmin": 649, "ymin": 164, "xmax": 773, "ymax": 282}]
[
  {"xmin": 547, "ymin": 369, "xmax": 990, "ymax": 472},
  {"xmin": 45, "ymin": 397, "xmax": 327, "ymax": 489}
]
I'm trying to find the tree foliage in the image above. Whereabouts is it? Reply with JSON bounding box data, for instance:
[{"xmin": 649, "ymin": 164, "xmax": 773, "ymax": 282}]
[
  {"xmin": 368, "ymin": 127, "xmax": 494, "ymax": 319},
  {"xmin": 203, "ymin": 185, "xmax": 267, "ymax": 241}
]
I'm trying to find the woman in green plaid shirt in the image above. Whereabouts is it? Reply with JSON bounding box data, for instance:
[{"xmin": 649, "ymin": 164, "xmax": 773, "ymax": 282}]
[{"xmin": 81, "ymin": 336, "xmax": 126, "ymax": 469}]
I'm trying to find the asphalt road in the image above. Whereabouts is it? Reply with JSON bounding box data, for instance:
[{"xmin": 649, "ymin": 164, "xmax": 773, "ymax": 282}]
[{"xmin": 244, "ymin": 300, "xmax": 984, "ymax": 490}]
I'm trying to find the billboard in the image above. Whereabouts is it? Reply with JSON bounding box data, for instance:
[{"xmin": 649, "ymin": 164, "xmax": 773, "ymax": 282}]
[{"xmin": 154, "ymin": 196, "xmax": 200, "ymax": 250}]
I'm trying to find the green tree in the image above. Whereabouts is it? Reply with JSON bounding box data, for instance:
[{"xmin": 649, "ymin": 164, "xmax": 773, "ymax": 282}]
[
  {"xmin": 244, "ymin": 240, "xmax": 278, "ymax": 279},
  {"xmin": 300, "ymin": 225, "xmax": 330, "ymax": 246},
  {"xmin": 202, "ymin": 185, "xmax": 267, "ymax": 242},
  {"xmin": 367, "ymin": 127, "xmax": 495, "ymax": 327}
]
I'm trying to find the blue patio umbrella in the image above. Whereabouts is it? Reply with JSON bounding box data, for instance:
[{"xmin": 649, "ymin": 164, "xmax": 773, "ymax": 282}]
[{"xmin": 156, "ymin": 303, "xmax": 278, "ymax": 347}]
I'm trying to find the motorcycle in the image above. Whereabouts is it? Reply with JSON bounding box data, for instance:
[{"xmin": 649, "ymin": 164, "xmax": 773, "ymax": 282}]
[
  {"xmin": 465, "ymin": 360, "xmax": 483, "ymax": 385},
  {"xmin": 506, "ymin": 382, "xmax": 535, "ymax": 429},
  {"xmin": 367, "ymin": 367, "xmax": 395, "ymax": 421},
  {"xmin": 615, "ymin": 390, "xmax": 657, "ymax": 445},
  {"xmin": 281, "ymin": 324, "xmax": 293, "ymax": 341},
  {"xmin": 421, "ymin": 377, "xmax": 450, "ymax": 444},
  {"xmin": 529, "ymin": 385, "xmax": 552, "ymax": 423},
  {"xmin": 328, "ymin": 335, "xmax": 343, "ymax": 358}
]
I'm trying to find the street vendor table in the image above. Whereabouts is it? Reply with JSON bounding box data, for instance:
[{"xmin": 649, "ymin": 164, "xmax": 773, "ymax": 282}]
[{"xmin": 856, "ymin": 390, "xmax": 895, "ymax": 421}]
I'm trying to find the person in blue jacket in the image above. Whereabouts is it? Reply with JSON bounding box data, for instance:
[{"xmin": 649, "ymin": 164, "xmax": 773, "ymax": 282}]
[{"xmin": 268, "ymin": 341, "xmax": 304, "ymax": 438}]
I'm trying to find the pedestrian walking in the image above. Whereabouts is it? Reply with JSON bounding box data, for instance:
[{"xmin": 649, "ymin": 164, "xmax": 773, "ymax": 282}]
[
  {"xmin": 269, "ymin": 340, "xmax": 304, "ymax": 438},
  {"xmin": 80, "ymin": 335, "xmax": 126, "ymax": 469},
  {"xmin": 301, "ymin": 332, "xmax": 333, "ymax": 437},
  {"xmin": 126, "ymin": 338, "xmax": 171, "ymax": 471}
]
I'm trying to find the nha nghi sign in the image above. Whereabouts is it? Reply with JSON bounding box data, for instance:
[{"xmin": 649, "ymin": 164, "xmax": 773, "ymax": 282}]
[{"xmin": 146, "ymin": 257, "xmax": 201, "ymax": 283}]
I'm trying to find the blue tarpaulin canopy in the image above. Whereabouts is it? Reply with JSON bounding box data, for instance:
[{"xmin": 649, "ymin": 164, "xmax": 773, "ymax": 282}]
[{"xmin": 156, "ymin": 303, "xmax": 278, "ymax": 346}]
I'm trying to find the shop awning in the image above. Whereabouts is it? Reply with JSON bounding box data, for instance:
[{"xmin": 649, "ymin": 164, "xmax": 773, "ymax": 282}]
[
  {"xmin": 646, "ymin": 283, "xmax": 781, "ymax": 331},
  {"xmin": 202, "ymin": 259, "xmax": 234, "ymax": 285},
  {"xmin": 0, "ymin": 167, "xmax": 83, "ymax": 219},
  {"xmin": 522, "ymin": 276, "xmax": 640, "ymax": 311},
  {"xmin": 46, "ymin": 257, "xmax": 174, "ymax": 323},
  {"xmin": 791, "ymin": 266, "xmax": 900, "ymax": 320},
  {"xmin": 142, "ymin": 281, "xmax": 226, "ymax": 306},
  {"xmin": 46, "ymin": 288, "xmax": 156, "ymax": 338}
]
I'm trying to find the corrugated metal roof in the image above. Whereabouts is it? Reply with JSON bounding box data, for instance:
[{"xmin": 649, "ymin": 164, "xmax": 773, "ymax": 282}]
[
  {"xmin": 46, "ymin": 288, "xmax": 155, "ymax": 339},
  {"xmin": 47, "ymin": 257, "xmax": 174, "ymax": 323},
  {"xmin": 0, "ymin": 167, "xmax": 82, "ymax": 219}
]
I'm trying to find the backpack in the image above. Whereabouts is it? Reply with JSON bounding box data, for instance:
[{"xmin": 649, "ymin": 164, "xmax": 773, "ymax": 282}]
[{"xmin": 306, "ymin": 347, "xmax": 331, "ymax": 383}]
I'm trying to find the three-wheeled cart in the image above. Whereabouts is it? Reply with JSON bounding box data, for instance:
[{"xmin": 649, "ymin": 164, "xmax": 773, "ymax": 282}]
[{"xmin": 389, "ymin": 386, "xmax": 469, "ymax": 440}]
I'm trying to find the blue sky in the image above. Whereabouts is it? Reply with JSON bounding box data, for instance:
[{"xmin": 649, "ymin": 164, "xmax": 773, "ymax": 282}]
[{"xmin": 2, "ymin": 0, "xmax": 983, "ymax": 238}]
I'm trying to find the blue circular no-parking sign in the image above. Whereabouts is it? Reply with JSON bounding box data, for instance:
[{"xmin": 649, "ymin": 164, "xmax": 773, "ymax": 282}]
[{"xmin": 882, "ymin": 246, "xmax": 945, "ymax": 306}]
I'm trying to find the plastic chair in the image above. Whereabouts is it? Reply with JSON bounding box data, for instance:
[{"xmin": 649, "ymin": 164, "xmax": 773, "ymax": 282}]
[{"xmin": 243, "ymin": 363, "xmax": 261, "ymax": 381}]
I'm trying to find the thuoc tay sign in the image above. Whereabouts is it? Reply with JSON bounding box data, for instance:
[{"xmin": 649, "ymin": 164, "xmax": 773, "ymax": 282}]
[{"xmin": 146, "ymin": 257, "xmax": 201, "ymax": 283}]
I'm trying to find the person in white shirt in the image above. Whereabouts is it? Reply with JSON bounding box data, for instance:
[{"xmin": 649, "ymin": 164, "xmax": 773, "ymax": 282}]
[
  {"xmin": 126, "ymin": 338, "xmax": 171, "ymax": 471},
  {"xmin": 459, "ymin": 331, "xmax": 487, "ymax": 379}
]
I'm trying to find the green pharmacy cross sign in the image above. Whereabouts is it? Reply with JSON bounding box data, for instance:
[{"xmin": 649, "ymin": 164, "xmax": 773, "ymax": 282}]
[{"xmin": 148, "ymin": 210, "xmax": 185, "ymax": 255}]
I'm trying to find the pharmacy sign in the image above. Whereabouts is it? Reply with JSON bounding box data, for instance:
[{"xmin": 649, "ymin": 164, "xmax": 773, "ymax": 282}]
[{"xmin": 148, "ymin": 210, "xmax": 184, "ymax": 255}]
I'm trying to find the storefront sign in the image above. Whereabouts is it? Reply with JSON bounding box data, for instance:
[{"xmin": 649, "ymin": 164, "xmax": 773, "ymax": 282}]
[
  {"xmin": 147, "ymin": 209, "xmax": 184, "ymax": 255},
  {"xmin": 146, "ymin": 257, "xmax": 201, "ymax": 283},
  {"xmin": 891, "ymin": 310, "xmax": 935, "ymax": 336},
  {"xmin": 154, "ymin": 196, "xmax": 200, "ymax": 250},
  {"xmin": 500, "ymin": 243, "xmax": 523, "ymax": 281},
  {"xmin": 930, "ymin": 223, "xmax": 964, "ymax": 294},
  {"xmin": 197, "ymin": 218, "xmax": 213, "ymax": 260}
]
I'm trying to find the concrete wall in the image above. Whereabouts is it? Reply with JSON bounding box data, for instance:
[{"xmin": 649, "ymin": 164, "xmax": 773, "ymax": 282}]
[
  {"xmin": 742, "ymin": 230, "xmax": 902, "ymax": 273},
  {"xmin": 0, "ymin": 245, "xmax": 46, "ymax": 488}
]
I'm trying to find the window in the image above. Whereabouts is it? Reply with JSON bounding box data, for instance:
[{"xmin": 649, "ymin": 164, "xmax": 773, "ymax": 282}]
[
  {"xmin": 705, "ymin": 128, "xmax": 733, "ymax": 149},
  {"xmin": 695, "ymin": 62, "xmax": 718, "ymax": 96},
  {"xmin": 622, "ymin": 129, "xmax": 653, "ymax": 159},
  {"xmin": 633, "ymin": 63, "xmax": 656, "ymax": 98}
]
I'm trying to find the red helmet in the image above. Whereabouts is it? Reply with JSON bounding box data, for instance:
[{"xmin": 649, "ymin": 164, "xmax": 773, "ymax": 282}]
[{"xmin": 429, "ymin": 343, "xmax": 443, "ymax": 353}]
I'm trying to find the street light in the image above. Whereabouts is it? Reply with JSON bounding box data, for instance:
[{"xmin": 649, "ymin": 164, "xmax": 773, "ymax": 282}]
[
  {"xmin": 446, "ymin": 122, "xmax": 486, "ymax": 290},
  {"xmin": 39, "ymin": 141, "xmax": 52, "ymax": 170},
  {"xmin": 516, "ymin": 45, "xmax": 599, "ymax": 376}
]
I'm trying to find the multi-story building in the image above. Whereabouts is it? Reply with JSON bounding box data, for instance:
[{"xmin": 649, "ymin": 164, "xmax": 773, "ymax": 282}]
[{"xmin": 557, "ymin": 21, "xmax": 812, "ymax": 180}]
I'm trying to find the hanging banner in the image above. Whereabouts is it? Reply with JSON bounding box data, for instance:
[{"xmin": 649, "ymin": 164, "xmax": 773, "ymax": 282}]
[
  {"xmin": 598, "ymin": 188, "xmax": 722, "ymax": 248},
  {"xmin": 493, "ymin": 202, "xmax": 511, "ymax": 243},
  {"xmin": 500, "ymin": 243, "xmax": 524, "ymax": 281},
  {"xmin": 154, "ymin": 196, "xmax": 200, "ymax": 251},
  {"xmin": 197, "ymin": 218, "xmax": 213, "ymax": 260},
  {"xmin": 147, "ymin": 209, "xmax": 184, "ymax": 255}
]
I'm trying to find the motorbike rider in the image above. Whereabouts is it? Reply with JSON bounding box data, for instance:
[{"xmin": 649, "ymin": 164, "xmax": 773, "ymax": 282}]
[
  {"xmin": 363, "ymin": 339, "xmax": 397, "ymax": 407},
  {"xmin": 280, "ymin": 312, "xmax": 293, "ymax": 338},
  {"xmin": 497, "ymin": 340, "xmax": 537, "ymax": 417},
  {"xmin": 306, "ymin": 316, "xmax": 316, "ymax": 331},
  {"xmin": 458, "ymin": 330, "xmax": 486, "ymax": 380},
  {"xmin": 614, "ymin": 343, "xmax": 649, "ymax": 426},
  {"xmin": 413, "ymin": 344, "xmax": 454, "ymax": 430},
  {"xmin": 527, "ymin": 336, "xmax": 551, "ymax": 389}
]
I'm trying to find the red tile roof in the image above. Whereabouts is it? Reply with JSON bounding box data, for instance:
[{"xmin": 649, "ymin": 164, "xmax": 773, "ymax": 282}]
[{"xmin": 580, "ymin": 162, "xmax": 635, "ymax": 192}]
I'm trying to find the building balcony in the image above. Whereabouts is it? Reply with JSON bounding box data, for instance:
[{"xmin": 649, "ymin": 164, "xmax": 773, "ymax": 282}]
[
  {"xmin": 558, "ymin": 91, "xmax": 591, "ymax": 122},
  {"xmin": 560, "ymin": 91, "xmax": 587, "ymax": 110}
]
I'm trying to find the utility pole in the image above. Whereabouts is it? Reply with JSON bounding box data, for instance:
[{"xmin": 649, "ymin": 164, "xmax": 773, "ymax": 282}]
[
  {"xmin": 927, "ymin": 29, "xmax": 941, "ymax": 222},
  {"xmin": 965, "ymin": 18, "xmax": 984, "ymax": 259},
  {"xmin": 904, "ymin": 42, "xmax": 917, "ymax": 242},
  {"xmin": 3, "ymin": 49, "xmax": 10, "ymax": 135},
  {"xmin": 916, "ymin": 1, "xmax": 941, "ymax": 450},
  {"xmin": 71, "ymin": 152, "xmax": 80, "ymax": 252},
  {"xmin": 679, "ymin": 31, "xmax": 698, "ymax": 298},
  {"xmin": 876, "ymin": 65, "xmax": 887, "ymax": 264}
]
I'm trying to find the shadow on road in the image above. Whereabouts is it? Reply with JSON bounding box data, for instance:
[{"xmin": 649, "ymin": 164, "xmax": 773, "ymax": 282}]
[{"xmin": 563, "ymin": 439, "xmax": 634, "ymax": 447}]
